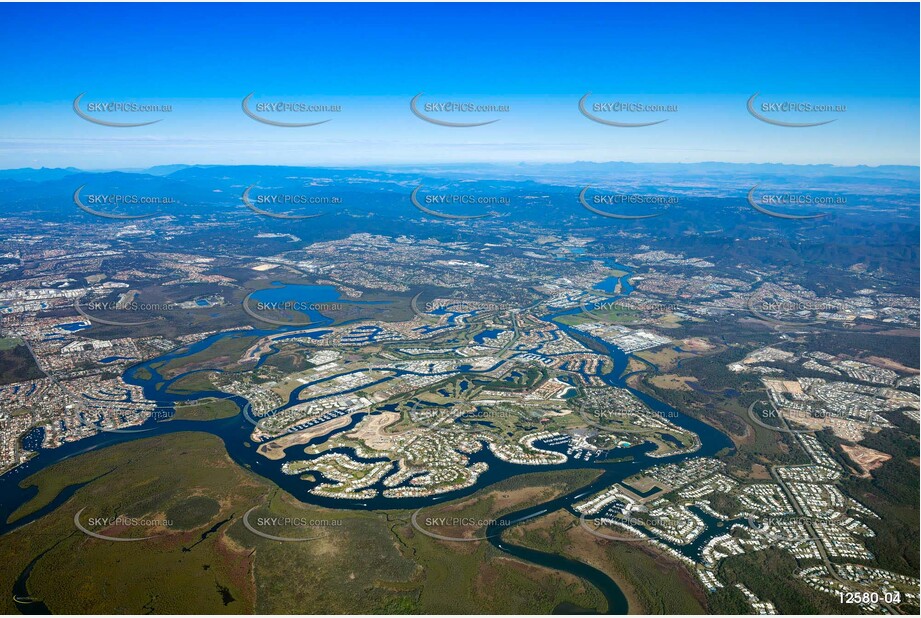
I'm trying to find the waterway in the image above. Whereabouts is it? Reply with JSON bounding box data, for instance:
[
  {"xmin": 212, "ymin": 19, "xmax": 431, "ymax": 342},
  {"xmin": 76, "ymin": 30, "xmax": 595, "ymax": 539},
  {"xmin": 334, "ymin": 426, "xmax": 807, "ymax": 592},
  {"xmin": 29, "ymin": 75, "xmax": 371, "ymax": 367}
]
[{"xmin": 0, "ymin": 266, "xmax": 733, "ymax": 614}]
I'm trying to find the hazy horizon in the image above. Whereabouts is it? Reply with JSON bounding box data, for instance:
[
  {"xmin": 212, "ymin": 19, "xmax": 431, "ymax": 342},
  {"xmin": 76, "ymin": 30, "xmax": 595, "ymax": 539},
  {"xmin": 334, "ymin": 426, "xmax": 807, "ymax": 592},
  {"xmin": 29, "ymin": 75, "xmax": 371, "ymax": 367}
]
[
  {"xmin": 3, "ymin": 160, "xmax": 920, "ymax": 174},
  {"xmin": 1, "ymin": 3, "xmax": 918, "ymax": 169}
]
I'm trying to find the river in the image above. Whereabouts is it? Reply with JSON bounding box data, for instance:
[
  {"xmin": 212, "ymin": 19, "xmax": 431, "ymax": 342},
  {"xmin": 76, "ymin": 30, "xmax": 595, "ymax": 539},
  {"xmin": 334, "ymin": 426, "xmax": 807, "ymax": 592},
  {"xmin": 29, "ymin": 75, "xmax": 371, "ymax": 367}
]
[{"xmin": 1, "ymin": 264, "xmax": 733, "ymax": 614}]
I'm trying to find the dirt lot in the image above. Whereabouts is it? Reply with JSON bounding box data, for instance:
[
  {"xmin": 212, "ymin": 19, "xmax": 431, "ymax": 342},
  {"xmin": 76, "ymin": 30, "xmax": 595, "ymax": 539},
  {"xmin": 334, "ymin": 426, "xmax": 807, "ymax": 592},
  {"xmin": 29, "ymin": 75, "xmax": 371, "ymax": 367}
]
[
  {"xmin": 346, "ymin": 411, "xmax": 400, "ymax": 450},
  {"xmin": 840, "ymin": 443, "xmax": 891, "ymax": 478}
]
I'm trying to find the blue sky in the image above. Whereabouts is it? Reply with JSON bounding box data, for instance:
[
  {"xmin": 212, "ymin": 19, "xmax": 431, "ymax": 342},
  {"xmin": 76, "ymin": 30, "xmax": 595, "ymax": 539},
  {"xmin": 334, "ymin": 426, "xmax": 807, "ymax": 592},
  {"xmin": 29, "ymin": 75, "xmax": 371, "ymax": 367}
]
[{"xmin": 0, "ymin": 2, "xmax": 917, "ymax": 168}]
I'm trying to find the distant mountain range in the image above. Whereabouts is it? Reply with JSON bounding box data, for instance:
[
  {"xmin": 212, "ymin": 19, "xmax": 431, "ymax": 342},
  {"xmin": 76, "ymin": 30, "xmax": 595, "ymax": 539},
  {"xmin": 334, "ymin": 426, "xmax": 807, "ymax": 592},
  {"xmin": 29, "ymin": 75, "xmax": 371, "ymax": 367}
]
[
  {"xmin": 1, "ymin": 163, "xmax": 916, "ymax": 237},
  {"xmin": 1, "ymin": 161, "xmax": 918, "ymax": 182}
]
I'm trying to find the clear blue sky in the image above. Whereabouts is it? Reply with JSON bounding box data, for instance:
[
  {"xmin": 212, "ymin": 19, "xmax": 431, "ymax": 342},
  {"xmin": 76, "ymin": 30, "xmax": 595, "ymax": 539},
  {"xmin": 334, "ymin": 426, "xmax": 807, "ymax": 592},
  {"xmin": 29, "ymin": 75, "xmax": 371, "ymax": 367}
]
[{"xmin": 0, "ymin": 2, "xmax": 917, "ymax": 168}]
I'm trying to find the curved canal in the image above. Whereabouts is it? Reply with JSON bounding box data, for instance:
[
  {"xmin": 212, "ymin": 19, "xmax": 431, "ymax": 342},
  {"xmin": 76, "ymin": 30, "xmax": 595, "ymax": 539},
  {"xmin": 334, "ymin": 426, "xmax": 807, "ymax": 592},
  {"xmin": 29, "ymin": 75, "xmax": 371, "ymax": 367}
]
[{"xmin": 1, "ymin": 265, "xmax": 733, "ymax": 614}]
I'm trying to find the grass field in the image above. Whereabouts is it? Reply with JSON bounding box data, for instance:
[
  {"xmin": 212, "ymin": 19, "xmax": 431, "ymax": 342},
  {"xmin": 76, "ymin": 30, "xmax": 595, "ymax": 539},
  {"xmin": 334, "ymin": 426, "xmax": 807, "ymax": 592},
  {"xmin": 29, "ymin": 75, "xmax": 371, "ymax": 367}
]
[
  {"xmin": 166, "ymin": 371, "xmax": 220, "ymax": 394},
  {"xmin": 2, "ymin": 432, "xmax": 266, "ymax": 614},
  {"xmin": 155, "ymin": 335, "xmax": 260, "ymax": 380},
  {"xmin": 0, "ymin": 336, "xmax": 24, "ymax": 350},
  {"xmin": 170, "ymin": 398, "xmax": 240, "ymax": 421},
  {"xmin": 0, "ymin": 336, "xmax": 45, "ymax": 385},
  {"xmin": 0, "ymin": 433, "xmax": 625, "ymax": 614},
  {"xmin": 556, "ymin": 307, "xmax": 640, "ymax": 326}
]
